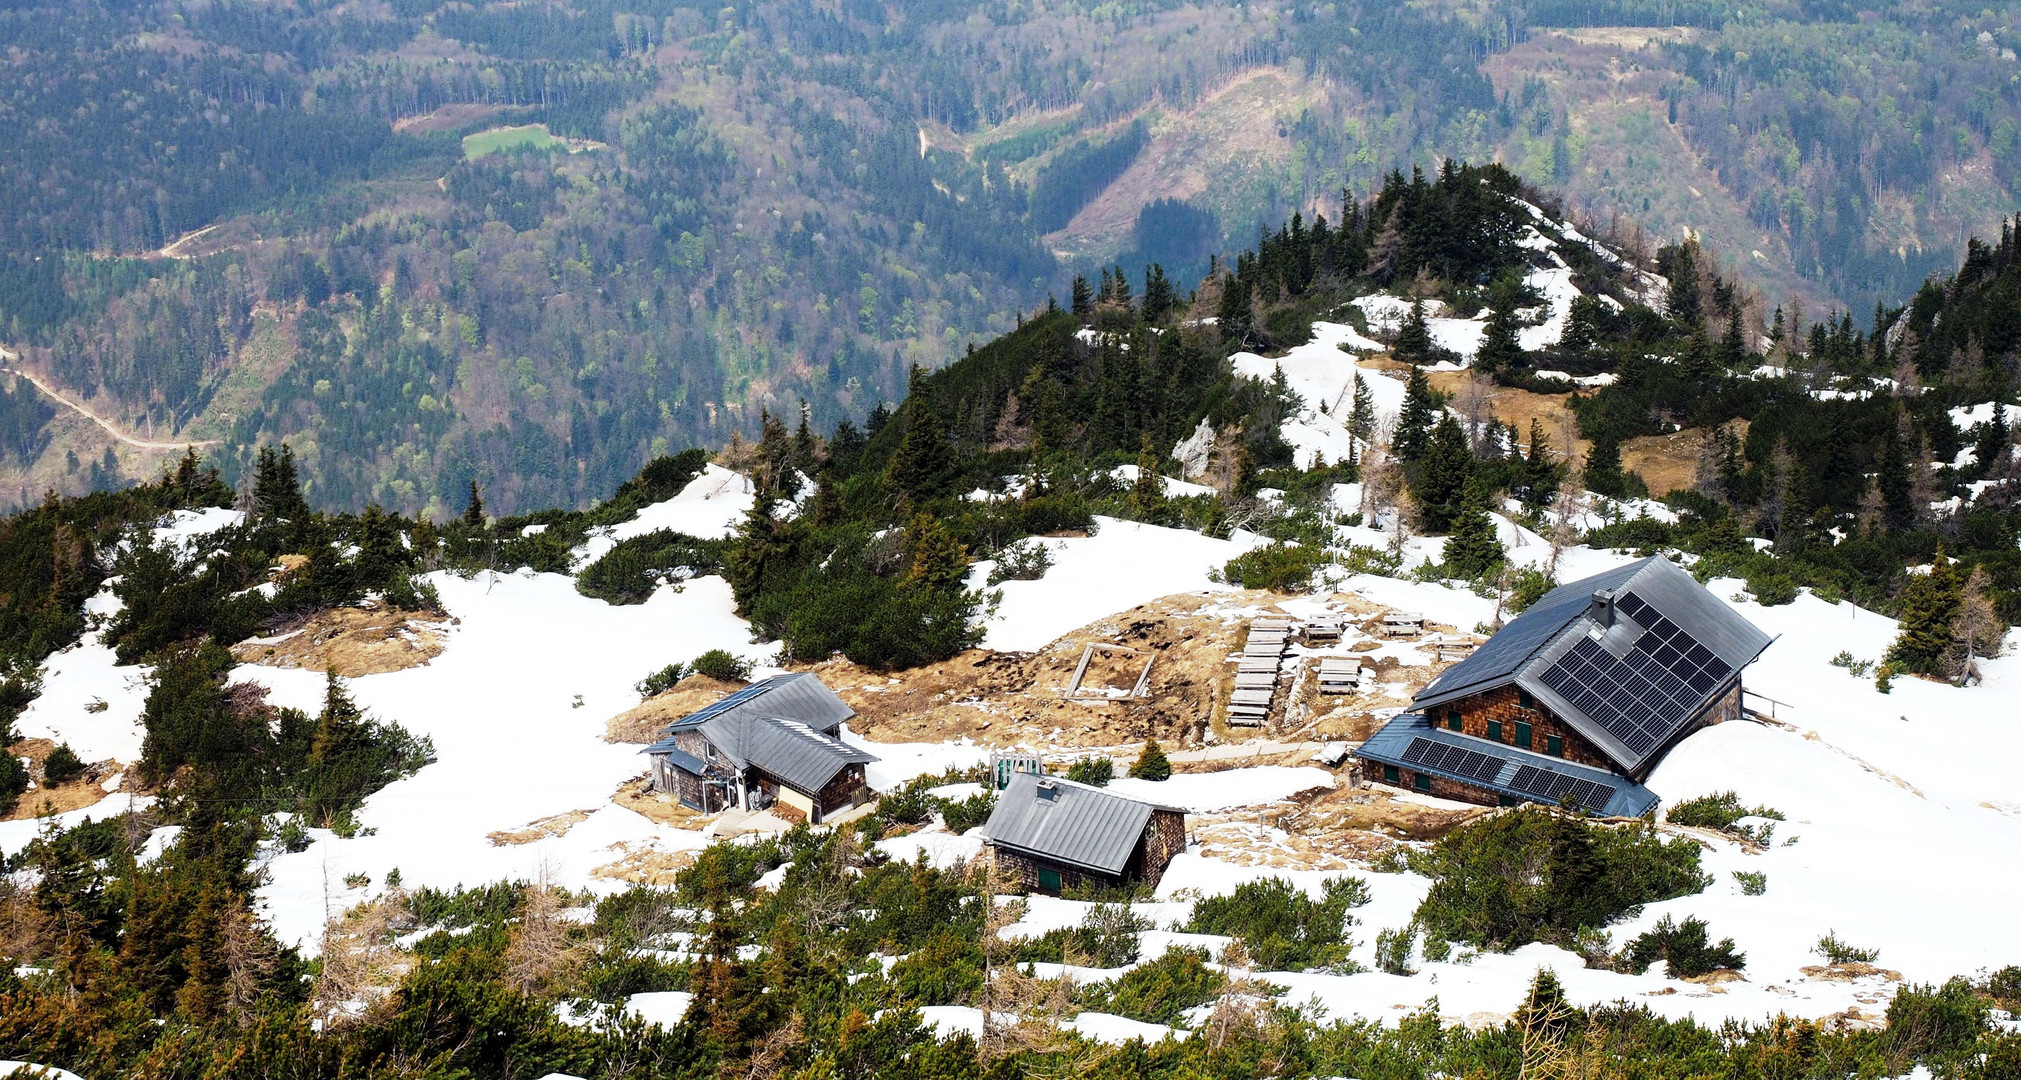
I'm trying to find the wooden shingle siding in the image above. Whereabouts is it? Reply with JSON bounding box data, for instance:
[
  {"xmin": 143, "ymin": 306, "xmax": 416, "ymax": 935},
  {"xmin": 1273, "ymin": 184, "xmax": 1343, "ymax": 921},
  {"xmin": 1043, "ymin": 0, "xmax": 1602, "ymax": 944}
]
[{"xmin": 1440, "ymin": 685, "xmax": 1614, "ymax": 770}]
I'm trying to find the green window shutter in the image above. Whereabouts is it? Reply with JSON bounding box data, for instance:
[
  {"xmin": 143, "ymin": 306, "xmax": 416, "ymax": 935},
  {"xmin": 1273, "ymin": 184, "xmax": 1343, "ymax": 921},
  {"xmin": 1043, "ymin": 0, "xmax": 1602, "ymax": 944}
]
[
  {"xmin": 1518, "ymin": 688, "xmax": 1535, "ymax": 710},
  {"xmin": 1498, "ymin": 794, "xmax": 1518, "ymax": 807},
  {"xmin": 1383, "ymin": 764, "xmax": 1400, "ymax": 785},
  {"xmin": 1487, "ymin": 719, "xmax": 1503, "ymax": 741},
  {"xmin": 1038, "ymin": 868, "xmax": 1061, "ymax": 892},
  {"xmin": 1515, "ymin": 721, "xmax": 1533, "ymax": 748},
  {"xmin": 1546, "ymin": 734, "xmax": 1563, "ymax": 757},
  {"xmin": 1446, "ymin": 709, "xmax": 1463, "ymax": 731},
  {"xmin": 1414, "ymin": 772, "xmax": 1431, "ymax": 793}
]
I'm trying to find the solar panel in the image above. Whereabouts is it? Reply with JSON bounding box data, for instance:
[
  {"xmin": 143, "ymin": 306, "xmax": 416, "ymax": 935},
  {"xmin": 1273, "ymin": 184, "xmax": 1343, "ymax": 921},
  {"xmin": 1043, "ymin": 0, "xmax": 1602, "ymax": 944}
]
[
  {"xmin": 1400, "ymin": 737, "xmax": 1505, "ymax": 783},
  {"xmin": 1534, "ymin": 590, "xmax": 1740, "ymax": 761},
  {"xmin": 1507, "ymin": 764, "xmax": 1617, "ymax": 811}
]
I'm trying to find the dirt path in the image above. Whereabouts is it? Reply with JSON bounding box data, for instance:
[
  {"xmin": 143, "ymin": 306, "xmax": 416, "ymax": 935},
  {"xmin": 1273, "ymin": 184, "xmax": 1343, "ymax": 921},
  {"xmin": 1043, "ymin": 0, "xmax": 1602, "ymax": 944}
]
[
  {"xmin": 159, "ymin": 223, "xmax": 221, "ymax": 259},
  {"xmin": 3, "ymin": 362, "xmax": 220, "ymax": 450}
]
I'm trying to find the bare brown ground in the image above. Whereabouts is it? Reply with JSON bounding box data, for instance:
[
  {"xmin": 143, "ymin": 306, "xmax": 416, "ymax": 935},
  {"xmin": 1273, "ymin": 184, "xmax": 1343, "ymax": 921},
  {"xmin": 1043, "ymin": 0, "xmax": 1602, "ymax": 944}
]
[
  {"xmin": 604, "ymin": 674, "xmax": 748, "ymax": 743},
  {"xmin": 1622, "ymin": 420, "xmax": 1749, "ymax": 497},
  {"xmin": 1801, "ymin": 962, "xmax": 1904, "ymax": 983},
  {"xmin": 231, "ymin": 605, "xmax": 450, "ymax": 676},
  {"xmin": 487, "ymin": 809, "xmax": 594, "ymax": 847},
  {"xmin": 808, "ymin": 591, "xmax": 1309, "ymax": 752},
  {"xmin": 392, "ymin": 102, "xmax": 524, "ymax": 134},
  {"xmin": 612, "ymin": 774, "xmax": 708, "ymax": 828},
  {"xmin": 1280, "ymin": 783, "xmax": 1492, "ymax": 844},
  {"xmin": 593, "ymin": 841, "xmax": 698, "ymax": 886},
  {"xmin": 0, "ymin": 738, "xmax": 126, "ymax": 821}
]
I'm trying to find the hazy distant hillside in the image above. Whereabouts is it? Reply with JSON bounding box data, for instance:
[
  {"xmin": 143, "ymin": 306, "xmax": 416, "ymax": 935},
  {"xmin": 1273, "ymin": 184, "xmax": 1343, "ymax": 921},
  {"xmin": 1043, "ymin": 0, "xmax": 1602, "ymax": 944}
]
[{"xmin": 0, "ymin": 0, "xmax": 2014, "ymax": 513}]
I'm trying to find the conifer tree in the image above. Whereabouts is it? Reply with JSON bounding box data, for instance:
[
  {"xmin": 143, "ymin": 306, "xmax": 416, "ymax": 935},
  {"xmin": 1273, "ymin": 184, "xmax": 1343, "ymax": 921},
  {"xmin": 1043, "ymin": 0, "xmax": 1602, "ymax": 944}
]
[
  {"xmin": 354, "ymin": 504, "xmax": 406, "ymax": 591},
  {"xmin": 1215, "ymin": 272, "xmax": 1252, "ymax": 347},
  {"xmin": 1890, "ymin": 550, "xmax": 1963, "ymax": 675},
  {"xmin": 885, "ymin": 368, "xmax": 958, "ymax": 504},
  {"xmin": 1442, "ymin": 478, "xmax": 1506, "ymax": 578},
  {"xmin": 1346, "ymin": 374, "xmax": 1377, "ymax": 449},
  {"xmin": 1129, "ymin": 739, "xmax": 1171, "ymax": 781},
  {"xmin": 1719, "ymin": 304, "xmax": 1748, "ymax": 369},
  {"xmin": 902, "ymin": 514, "xmax": 970, "ymax": 594},
  {"xmin": 1475, "ymin": 301, "xmax": 1525, "ymax": 375},
  {"xmin": 1130, "ymin": 436, "xmax": 1167, "ymax": 523},
  {"xmin": 1519, "ymin": 418, "xmax": 1559, "ymax": 508},
  {"xmin": 1142, "ymin": 264, "xmax": 1175, "ymax": 323},
  {"xmin": 1877, "ymin": 417, "xmax": 1915, "ymax": 531},
  {"xmin": 1071, "ymin": 275, "xmax": 1093, "ymax": 317},
  {"xmin": 1585, "ymin": 432, "xmax": 1626, "ymax": 498},
  {"xmin": 1393, "ymin": 299, "xmax": 1433, "ymax": 363},
  {"xmin": 462, "ymin": 480, "xmax": 485, "ymax": 527},
  {"xmin": 1413, "ymin": 413, "xmax": 1475, "ymax": 531},
  {"xmin": 810, "ymin": 464, "xmax": 842, "ymax": 527},
  {"xmin": 1392, "ymin": 366, "xmax": 1438, "ymax": 463},
  {"xmin": 792, "ymin": 403, "xmax": 819, "ymax": 473},
  {"xmin": 1110, "ymin": 263, "xmax": 1132, "ymax": 308},
  {"xmin": 1560, "ymin": 295, "xmax": 1600, "ymax": 354}
]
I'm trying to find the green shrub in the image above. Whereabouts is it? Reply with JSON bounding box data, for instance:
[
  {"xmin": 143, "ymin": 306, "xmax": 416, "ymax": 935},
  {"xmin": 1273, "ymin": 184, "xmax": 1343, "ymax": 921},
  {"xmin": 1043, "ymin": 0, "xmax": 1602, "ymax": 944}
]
[
  {"xmin": 1983, "ymin": 965, "xmax": 2021, "ymax": 1004},
  {"xmin": 886, "ymin": 928, "xmax": 984, "ymax": 1005},
  {"xmin": 986, "ymin": 538, "xmax": 1054, "ymax": 585},
  {"xmin": 41, "ymin": 742, "xmax": 84, "ymax": 785},
  {"xmin": 1885, "ymin": 978, "xmax": 1990, "ymax": 1062},
  {"xmin": 1187, "ymin": 876, "xmax": 1370, "ymax": 972},
  {"xmin": 576, "ymin": 529, "xmax": 725, "ymax": 605},
  {"xmin": 1814, "ymin": 931, "xmax": 1880, "ymax": 964},
  {"xmin": 1410, "ymin": 807, "xmax": 1709, "ymax": 951},
  {"xmin": 1067, "ymin": 756, "xmax": 1114, "ymax": 786},
  {"xmin": 1221, "ymin": 543, "xmax": 1325, "ymax": 592},
  {"xmin": 0, "ymin": 750, "xmax": 26, "ymax": 815},
  {"xmin": 937, "ymin": 789, "xmax": 996, "ymax": 833},
  {"xmin": 1375, "ymin": 926, "xmax": 1415, "ymax": 975},
  {"xmin": 1507, "ymin": 567, "xmax": 1556, "ymax": 613},
  {"xmin": 1078, "ymin": 946, "xmax": 1225, "ymax": 1024},
  {"xmin": 1666, "ymin": 790, "xmax": 1782, "ymax": 843},
  {"xmin": 1021, "ymin": 903, "xmax": 1150, "ymax": 968},
  {"xmin": 1622, "ymin": 915, "xmax": 1744, "ymax": 977},
  {"xmin": 1732, "ymin": 871, "xmax": 1767, "ymax": 895},
  {"xmin": 635, "ymin": 662, "xmax": 687, "ymax": 697},
  {"xmin": 690, "ymin": 649, "xmax": 751, "ymax": 683},
  {"xmin": 1129, "ymin": 740, "xmax": 1171, "ymax": 781}
]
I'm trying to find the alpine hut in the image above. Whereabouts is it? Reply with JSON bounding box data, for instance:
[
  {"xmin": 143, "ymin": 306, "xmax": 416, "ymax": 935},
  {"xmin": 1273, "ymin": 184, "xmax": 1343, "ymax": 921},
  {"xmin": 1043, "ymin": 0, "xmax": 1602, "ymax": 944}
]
[
  {"xmin": 643, "ymin": 672, "xmax": 878, "ymax": 825},
  {"xmin": 982, "ymin": 773, "xmax": 1187, "ymax": 894},
  {"xmin": 1356, "ymin": 556, "xmax": 1771, "ymax": 815}
]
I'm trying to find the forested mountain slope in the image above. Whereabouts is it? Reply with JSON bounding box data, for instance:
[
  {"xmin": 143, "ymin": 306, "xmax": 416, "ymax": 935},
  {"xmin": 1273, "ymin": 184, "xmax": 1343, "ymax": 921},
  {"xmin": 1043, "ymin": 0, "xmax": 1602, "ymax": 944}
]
[{"xmin": 0, "ymin": 0, "xmax": 2016, "ymax": 516}]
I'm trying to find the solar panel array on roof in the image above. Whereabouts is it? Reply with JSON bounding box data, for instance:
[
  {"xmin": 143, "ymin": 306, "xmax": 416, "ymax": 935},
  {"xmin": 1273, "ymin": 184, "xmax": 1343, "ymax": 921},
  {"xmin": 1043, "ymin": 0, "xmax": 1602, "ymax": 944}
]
[
  {"xmin": 1415, "ymin": 559, "xmax": 1651, "ymax": 709},
  {"xmin": 1506, "ymin": 764, "xmax": 1617, "ymax": 812},
  {"xmin": 1400, "ymin": 736, "xmax": 1505, "ymax": 783},
  {"xmin": 1533, "ymin": 591, "xmax": 1737, "ymax": 759}
]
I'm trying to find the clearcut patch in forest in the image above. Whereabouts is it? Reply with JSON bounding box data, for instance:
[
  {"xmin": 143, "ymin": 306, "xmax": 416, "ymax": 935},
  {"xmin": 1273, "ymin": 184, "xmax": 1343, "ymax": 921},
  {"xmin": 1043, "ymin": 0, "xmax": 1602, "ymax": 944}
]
[{"xmin": 462, "ymin": 123, "xmax": 563, "ymax": 159}]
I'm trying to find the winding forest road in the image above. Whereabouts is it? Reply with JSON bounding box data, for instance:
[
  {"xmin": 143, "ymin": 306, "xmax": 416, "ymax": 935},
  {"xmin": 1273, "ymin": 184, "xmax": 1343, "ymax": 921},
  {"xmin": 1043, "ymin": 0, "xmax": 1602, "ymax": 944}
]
[{"xmin": 1, "ymin": 349, "xmax": 220, "ymax": 451}]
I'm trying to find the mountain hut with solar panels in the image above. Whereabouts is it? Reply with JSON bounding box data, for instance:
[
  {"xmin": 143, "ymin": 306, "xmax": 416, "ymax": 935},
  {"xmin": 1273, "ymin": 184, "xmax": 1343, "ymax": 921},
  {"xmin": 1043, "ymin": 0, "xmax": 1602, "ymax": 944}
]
[
  {"xmin": 642, "ymin": 672, "xmax": 879, "ymax": 826},
  {"xmin": 1356, "ymin": 557, "xmax": 1772, "ymax": 815}
]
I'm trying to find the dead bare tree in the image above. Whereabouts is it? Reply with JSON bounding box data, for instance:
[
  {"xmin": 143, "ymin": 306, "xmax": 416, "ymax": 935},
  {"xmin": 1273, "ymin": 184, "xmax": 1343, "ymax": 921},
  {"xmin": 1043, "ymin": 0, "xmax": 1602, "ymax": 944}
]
[
  {"xmin": 1953, "ymin": 566, "xmax": 2002, "ymax": 686},
  {"xmin": 504, "ymin": 867, "xmax": 585, "ymax": 997}
]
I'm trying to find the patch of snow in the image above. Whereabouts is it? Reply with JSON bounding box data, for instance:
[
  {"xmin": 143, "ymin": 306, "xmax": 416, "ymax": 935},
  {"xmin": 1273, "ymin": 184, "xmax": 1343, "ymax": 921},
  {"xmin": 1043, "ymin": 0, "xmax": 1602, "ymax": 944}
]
[
  {"xmin": 978, "ymin": 518, "xmax": 1268, "ymax": 652},
  {"xmin": 624, "ymin": 991, "xmax": 693, "ymax": 1027},
  {"xmin": 609, "ymin": 465, "xmax": 753, "ymax": 543},
  {"xmin": 1111, "ymin": 464, "xmax": 1216, "ymax": 499}
]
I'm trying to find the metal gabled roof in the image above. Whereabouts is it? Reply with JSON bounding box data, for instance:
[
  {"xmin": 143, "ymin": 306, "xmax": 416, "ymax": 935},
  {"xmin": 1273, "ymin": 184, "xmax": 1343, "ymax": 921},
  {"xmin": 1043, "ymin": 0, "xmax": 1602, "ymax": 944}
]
[
  {"xmin": 982, "ymin": 773, "xmax": 1184, "ymax": 876},
  {"xmin": 663, "ymin": 671, "xmax": 856, "ymax": 735},
  {"xmin": 1357, "ymin": 712, "xmax": 1659, "ymax": 818},
  {"xmin": 1414, "ymin": 556, "xmax": 1771, "ymax": 775},
  {"xmin": 692, "ymin": 713, "xmax": 876, "ymax": 794}
]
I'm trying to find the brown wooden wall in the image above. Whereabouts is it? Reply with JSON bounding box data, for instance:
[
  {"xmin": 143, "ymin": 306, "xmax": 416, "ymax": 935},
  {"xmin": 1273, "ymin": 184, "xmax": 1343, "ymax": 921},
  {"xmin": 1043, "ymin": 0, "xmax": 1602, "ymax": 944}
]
[
  {"xmin": 1431, "ymin": 685, "xmax": 1613, "ymax": 769},
  {"xmin": 818, "ymin": 764, "xmax": 871, "ymax": 818}
]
